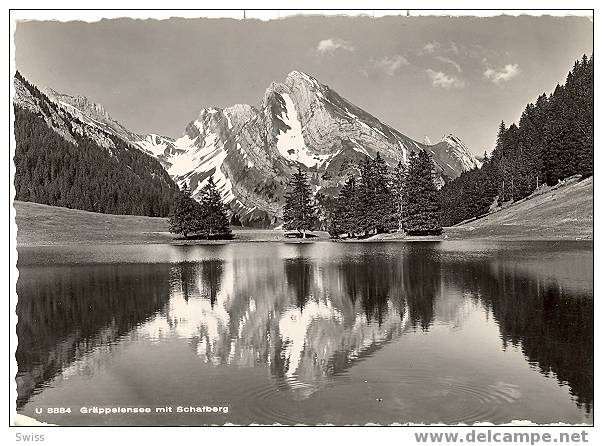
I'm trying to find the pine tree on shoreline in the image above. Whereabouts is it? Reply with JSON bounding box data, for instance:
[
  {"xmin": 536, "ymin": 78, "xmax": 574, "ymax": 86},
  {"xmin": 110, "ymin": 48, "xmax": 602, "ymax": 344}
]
[
  {"xmin": 168, "ymin": 179, "xmax": 232, "ymax": 239},
  {"xmin": 169, "ymin": 186, "xmax": 199, "ymax": 239},
  {"xmin": 283, "ymin": 166, "xmax": 316, "ymax": 238},
  {"xmin": 391, "ymin": 161, "xmax": 409, "ymax": 232},
  {"xmin": 199, "ymin": 177, "xmax": 232, "ymax": 238},
  {"xmin": 331, "ymin": 175, "xmax": 360, "ymax": 238},
  {"xmin": 404, "ymin": 151, "xmax": 442, "ymax": 236},
  {"xmin": 327, "ymin": 150, "xmax": 441, "ymax": 238}
]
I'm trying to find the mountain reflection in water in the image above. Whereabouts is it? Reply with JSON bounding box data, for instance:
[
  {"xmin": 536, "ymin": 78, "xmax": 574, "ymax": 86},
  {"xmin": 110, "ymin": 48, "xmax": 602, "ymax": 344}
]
[{"xmin": 16, "ymin": 241, "xmax": 592, "ymax": 423}]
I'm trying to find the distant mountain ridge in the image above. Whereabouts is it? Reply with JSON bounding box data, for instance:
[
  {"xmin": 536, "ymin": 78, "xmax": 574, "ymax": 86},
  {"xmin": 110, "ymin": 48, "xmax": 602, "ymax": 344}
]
[
  {"xmin": 15, "ymin": 71, "xmax": 480, "ymax": 225},
  {"xmin": 13, "ymin": 72, "xmax": 178, "ymax": 216},
  {"xmin": 44, "ymin": 88, "xmax": 180, "ymax": 169}
]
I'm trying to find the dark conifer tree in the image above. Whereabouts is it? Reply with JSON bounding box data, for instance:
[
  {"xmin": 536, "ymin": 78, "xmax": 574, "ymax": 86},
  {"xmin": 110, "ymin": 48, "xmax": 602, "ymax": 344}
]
[
  {"xmin": 542, "ymin": 85, "xmax": 568, "ymax": 185},
  {"xmin": 335, "ymin": 175, "xmax": 361, "ymax": 238},
  {"xmin": 492, "ymin": 120, "xmax": 510, "ymax": 202},
  {"xmin": 514, "ymin": 103, "xmax": 539, "ymax": 199},
  {"xmin": 405, "ymin": 150, "xmax": 442, "ymax": 235},
  {"xmin": 503, "ymin": 123, "xmax": 520, "ymax": 200},
  {"xmin": 356, "ymin": 153, "xmax": 394, "ymax": 236},
  {"xmin": 198, "ymin": 177, "xmax": 232, "ymax": 238},
  {"xmin": 168, "ymin": 185, "xmax": 199, "ymax": 239},
  {"xmin": 372, "ymin": 153, "xmax": 393, "ymax": 233},
  {"xmin": 283, "ymin": 166, "xmax": 316, "ymax": 237},
  {"xmin": 391, "ymin": 161, "xmax": 408, "ymax": 231},
  {"xmin": 357, "ymin": 156, "xmax": 376, "ymax": 236},
  {"xmin": 315, "ymin": 192, "xmax": 337, "ymax": 233},
  {"xmin": 569, "ymin": 54, "xmax": 593, "ymax": 178}
]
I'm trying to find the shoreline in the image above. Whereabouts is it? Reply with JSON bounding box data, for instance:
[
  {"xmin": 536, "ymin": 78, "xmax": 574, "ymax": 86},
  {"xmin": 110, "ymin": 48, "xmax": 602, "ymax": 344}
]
[
  {"xmin": 16, "ymin": 230, "xmax": 592, "ymax": 248},
  {"xmin": 14, "ymin": 173, "xmax": 593, "ymax": 248}
]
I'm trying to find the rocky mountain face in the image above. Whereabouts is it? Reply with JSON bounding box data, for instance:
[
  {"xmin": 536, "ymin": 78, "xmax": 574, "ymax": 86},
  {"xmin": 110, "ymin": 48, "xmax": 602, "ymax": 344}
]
[
  {"xmin": 159, "ymin": 71, "xmax": 480, "ymax": 225},
  {"xmin": 18, "ymin": 71, "xmax": 480, "ymax": 226}
]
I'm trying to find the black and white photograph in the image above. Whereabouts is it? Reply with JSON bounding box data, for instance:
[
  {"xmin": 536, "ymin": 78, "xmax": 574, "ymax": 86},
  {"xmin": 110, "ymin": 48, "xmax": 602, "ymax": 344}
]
[{"xmin": 8, "ymin": 8, "xmax": 594, "ymax": 431}]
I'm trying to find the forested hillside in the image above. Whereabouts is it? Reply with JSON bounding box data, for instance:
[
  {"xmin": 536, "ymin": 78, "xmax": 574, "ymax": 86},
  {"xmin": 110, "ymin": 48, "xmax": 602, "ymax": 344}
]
[
  {"xmin": 14, "ymin": 72, "xmax": 179, "ymax": 217},
  {"xmin": 441, "ymin": 55, "xmax": 593, "ymax": 226}
]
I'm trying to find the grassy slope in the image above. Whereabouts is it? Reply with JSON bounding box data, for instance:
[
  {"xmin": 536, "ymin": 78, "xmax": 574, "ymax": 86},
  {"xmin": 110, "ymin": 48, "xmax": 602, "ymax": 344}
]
[
  {"xmin": 15, "ymin": 201, "xmax": 172, "ymax": 246},
  {"xmin": 445, "ymin": 176, "xmax": 593, "ymax": 240},
  {"xmin": 14, "ymin": 201, "xmax": 330, "ymax": 246},
  {"xmin": 373, "ymin": 176, "xmax": 593, "ymax": 242}
]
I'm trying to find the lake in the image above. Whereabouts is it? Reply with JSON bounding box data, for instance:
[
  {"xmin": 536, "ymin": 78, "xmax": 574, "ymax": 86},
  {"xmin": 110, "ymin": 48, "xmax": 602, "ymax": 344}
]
[{"xmin": 15, "ymin": 241, "xmax": 593, "ymax": 425}]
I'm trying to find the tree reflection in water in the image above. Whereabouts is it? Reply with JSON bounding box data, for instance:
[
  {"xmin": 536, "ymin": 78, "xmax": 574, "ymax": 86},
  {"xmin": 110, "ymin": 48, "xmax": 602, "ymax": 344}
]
[{"xmin": 16, "ymin": 263, "xmax": 172, "ymax": 408}]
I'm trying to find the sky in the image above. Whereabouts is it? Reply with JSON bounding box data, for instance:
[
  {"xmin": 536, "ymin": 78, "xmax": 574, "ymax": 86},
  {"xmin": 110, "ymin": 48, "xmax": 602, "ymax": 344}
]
[{"xmin": 14, "ymin": 13, "xmax": 593, "ymax": 154}]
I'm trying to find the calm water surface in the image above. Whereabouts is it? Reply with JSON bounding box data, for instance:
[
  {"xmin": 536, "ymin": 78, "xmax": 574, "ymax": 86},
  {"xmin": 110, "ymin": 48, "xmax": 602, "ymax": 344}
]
[{"xmin": 16, "ymin": 241, "xmax": 593, "ymax": 425}]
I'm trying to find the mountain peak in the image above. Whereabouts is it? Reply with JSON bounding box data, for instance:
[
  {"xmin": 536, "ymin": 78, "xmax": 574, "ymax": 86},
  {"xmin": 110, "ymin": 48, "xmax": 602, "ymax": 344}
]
[
  {"xmin": 196, "ymin": 107, "xmax": 222, "ymax": 118},
  {"xmin": 440, "ymin": 134, "xmax": 482, "ymax": 170},
  {"xmin": 224, "ymin": 103, "xmax": 257, "ymax": 125},
  {"xmin": 442, "ymin": 133, "xmax": 461, "ymax": 144},
  {"xmin": 285, "ymin": 70, "xmax": 321, "ymax": 89},
  {"xmin": 286, "ymin": 70, "xmax": 313, "ymax": 80},
  {"xmin": 46, "ymin": 89, "xmax": 113, "ymax": 123}
]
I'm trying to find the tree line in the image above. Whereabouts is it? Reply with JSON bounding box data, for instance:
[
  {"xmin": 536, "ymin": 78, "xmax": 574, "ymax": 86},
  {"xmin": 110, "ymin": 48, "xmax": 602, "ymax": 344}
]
[
  {"xmin": 440, "ymin": 54, "xmax": 593, "ymax": 226},
  {"xmin": 168, "ymin": 177, "xmax": 232, "ymax": 239},
  {"xmin": 14, "ymin": 72, "xmax": 179, "ymax": 217},
  {"xmin": 283, "ymin": 150, "xmax": 443, "ymax": 238}
]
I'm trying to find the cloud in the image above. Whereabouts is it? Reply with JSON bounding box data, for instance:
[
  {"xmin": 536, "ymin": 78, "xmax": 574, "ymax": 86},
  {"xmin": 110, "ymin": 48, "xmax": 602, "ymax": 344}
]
[
  {"xmin": 422, "ymin": 41, "xmax": 441, "ymax": 54},
  {"xmin": 426, "ymin": 69, "xmax": 465, "ymax": 89},
  {"xmin": 374, "ymin": 55, "xmax": 409, "ymax": 76},
  {"xmin": 436, "ymin": 56, "xmax": 462, "ymax": 73},
  {"xmin": 483, "ymin": 63, "xmax": 520, "ymax": 84},
  {"xmin": 420, "ymin": 41, "xmax": 499, "ymax": 61},
  {"xmin": 316, "ymin": 38, "xmax": 355, "ymax": 54}
]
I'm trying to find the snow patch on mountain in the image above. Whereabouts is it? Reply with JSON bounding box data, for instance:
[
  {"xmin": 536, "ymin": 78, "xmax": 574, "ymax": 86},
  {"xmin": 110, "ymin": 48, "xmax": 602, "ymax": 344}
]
[
  {"xmin": 137, "ymin": 134, "xmax": 175, "ymax": 157},
  {"xmin": 397, "ymin": 140, "xmax": 409, "ymax": 162},
  {"xmin": 225, "ymin": 111, "xmax": 233, "ymax": 130},
  {"xmin": 208, "ymin": 161, "xmax": 234, "ymax": 203},
  {"xmin": 276, "ymin": 93, "xmax": 305, "ymax": 159},
  {"xmin": 351, "ymin": 138, "xmax": 371, "ymax": 157},
  {"xmin": 168, "ymin": 136, "xmax": 204, "ymax": 177},
  {"xmin": 276, "ymin": 93, "xmax": 329, "ymax": 167},
  {"xmin": 169, "ymin": 131, "xmax": 235, "ymax": 203}
]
